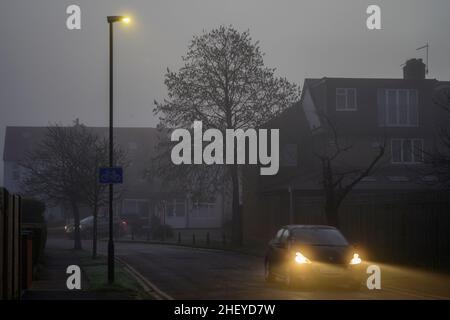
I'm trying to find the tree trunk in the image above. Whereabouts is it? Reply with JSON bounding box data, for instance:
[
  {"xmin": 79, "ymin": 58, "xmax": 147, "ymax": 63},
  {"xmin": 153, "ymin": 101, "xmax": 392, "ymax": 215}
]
[
  {"xmin": 325, "ymin": 205, "xmax": 339, "ymax": 228},
  {"xmin": 72, "ymin": 202, "xmax": 82, "ymax": 250},
  {"xmin": 92, "ymin": 201, "xmax": 98, "ymax": 259},
  {"xmin": 231, "ymin": 163, "xmax": 242, "ymax": 246},
  {"xmin": 323, "ymin": 159, "xmax": 339, "ymax": 227}
]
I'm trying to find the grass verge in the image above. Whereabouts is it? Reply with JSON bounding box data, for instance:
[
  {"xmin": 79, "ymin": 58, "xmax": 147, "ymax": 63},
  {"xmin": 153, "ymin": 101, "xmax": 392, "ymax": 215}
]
[{"xmin": 76, "ymin": 251, "xmax": 152, "ymax": 299}]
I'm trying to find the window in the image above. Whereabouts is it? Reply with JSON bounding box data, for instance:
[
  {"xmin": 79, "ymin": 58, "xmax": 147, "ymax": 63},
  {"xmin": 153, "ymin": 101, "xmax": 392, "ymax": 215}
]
[
  {"xmin": 122, "ymin": 199, "xmax": 149, "ymax": 217},
  {"xmin": 378, "ymin": 89, "xmax": 418, "ymax": 127},
  {"xmin": 280, "ymin": 230, "xmax": 290, "ymax": 244},
  {"xmin": 164, "ymin": 200, "xmax": 184, "ymax": 217},
  {"xmin": 275, "ymin": 229, "xmax": 285, "ymax": 241},
  {"xmin": 191, "ymin": 201, "xmax": 214, "ymax": 218},
  {"xmin": 291, "ymin": 228, "xmax": 349, "ymax": 246},
  {"xmin": 336, "ymin": 88, "xmax": 357, "ymax": 111},
  {"xmin": 166, "ymin": 202, "xmax": 174, "ymax": 217},
  {"xmin": 391, "ymin": 139, "xmax": 423, "ymax": 164}
]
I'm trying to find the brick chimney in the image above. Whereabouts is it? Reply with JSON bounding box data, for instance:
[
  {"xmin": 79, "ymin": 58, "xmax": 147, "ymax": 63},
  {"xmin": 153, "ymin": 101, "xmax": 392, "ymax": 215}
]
[{"xmin": 403, "ymin": 58, "xmax": 426, "ymax": 80}]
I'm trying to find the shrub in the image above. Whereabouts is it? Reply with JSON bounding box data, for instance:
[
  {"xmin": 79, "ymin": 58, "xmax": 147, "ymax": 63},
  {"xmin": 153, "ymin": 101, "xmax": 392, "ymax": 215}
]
[
  {"xmin": 21, "ymin": 198, "xmax": 47, "ymax": 265},
  {"xmin": 22, "ymin": 198, "xmax": 46, "ymax": 223},
  {"xmin": 149, "ymin": 215, "xmax": 173, "ymax": 240}
]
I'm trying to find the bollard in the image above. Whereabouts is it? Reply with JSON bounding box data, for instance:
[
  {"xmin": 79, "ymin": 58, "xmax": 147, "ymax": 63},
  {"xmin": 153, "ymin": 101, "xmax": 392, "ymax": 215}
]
[
  {"xmin": 206, "ymin": 232, "xmax": 210, "ymax": 246},
  {"xmin": 177, "ymin": 232, "xmax": 181, "ymax": 244},
  {"xmin": 192, "ymin": 233, "xmax": 196, "ymax": 246}
]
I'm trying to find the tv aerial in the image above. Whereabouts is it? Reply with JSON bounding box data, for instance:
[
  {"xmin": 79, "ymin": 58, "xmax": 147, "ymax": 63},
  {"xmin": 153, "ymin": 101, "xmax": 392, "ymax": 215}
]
[{"xmin": 416, "ymin": 43, "xmax": 429, "ymax": 75}]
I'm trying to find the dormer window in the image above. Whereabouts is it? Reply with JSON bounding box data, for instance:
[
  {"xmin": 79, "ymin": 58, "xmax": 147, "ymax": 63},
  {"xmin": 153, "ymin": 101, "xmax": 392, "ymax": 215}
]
[{"xmin": 336, "ymin": 88, "xmax": 357, "ymax": 111}]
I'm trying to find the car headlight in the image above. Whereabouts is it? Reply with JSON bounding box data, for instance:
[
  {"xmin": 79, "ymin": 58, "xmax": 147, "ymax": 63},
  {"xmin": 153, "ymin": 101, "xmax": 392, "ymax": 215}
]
[
  {"xmin": 350, "ymin": 253, "xmax": 362, "ymax": 265},
  {"xmin": 295, "ymin": 252, "xmax": 312, "ymax": 264}
]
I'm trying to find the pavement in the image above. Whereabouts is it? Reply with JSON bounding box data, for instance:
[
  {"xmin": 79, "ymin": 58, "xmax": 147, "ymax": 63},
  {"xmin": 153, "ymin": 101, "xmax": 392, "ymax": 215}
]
[
  {"xmin": 45, "ymin": 236, "xmax": 450, "ymax": 300},
  {"xmin": 21, "ymin": 246, "xmax": 96, "ymax": 300},
  {"xmin": 21, "ymin": 237, "xmax": 140, "ymax": 300}
]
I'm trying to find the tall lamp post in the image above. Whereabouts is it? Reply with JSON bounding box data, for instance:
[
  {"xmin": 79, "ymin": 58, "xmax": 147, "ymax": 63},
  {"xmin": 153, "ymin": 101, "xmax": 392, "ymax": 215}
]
[{"xmin": 106, "ymin": 15, "xmax": 130, "ymax": 283}]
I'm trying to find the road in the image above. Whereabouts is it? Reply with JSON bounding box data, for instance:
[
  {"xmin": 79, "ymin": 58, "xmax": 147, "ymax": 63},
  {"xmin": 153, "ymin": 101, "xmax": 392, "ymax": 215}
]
[{"xmin": 48, "ymin": 237, "xmax": 450, "ymax": 300}]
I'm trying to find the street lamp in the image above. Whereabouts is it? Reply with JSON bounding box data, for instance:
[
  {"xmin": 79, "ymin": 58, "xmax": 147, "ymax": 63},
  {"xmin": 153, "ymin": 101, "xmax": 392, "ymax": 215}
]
[{"xmin": 106, "ymin": 15, "xmax": 130, "ymax": 284}]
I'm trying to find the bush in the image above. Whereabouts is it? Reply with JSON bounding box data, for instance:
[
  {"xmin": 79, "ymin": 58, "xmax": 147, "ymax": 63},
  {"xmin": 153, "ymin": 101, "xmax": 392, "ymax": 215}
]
[
  {"xmin": 22, "ymin": 198, "xmax": 46, "ymax": 223},
  {"xmin": 21, "ymin": 198, "xmax": 47, "ymax": 265},
  {"xmin": 149, "ymin": 215, "xmax": 173, "ymax": 240},
  {"xmin": 25, "ymin": 225, "xmax": 47, "ymax": 265},
  {"xmin": 152, "ymin": 224, "xmax": 174, "ymax": 240}
]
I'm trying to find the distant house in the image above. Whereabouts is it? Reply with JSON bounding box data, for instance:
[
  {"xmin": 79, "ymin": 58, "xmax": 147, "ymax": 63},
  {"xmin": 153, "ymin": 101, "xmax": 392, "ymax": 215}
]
[
  {"xmin": 243, "ymin": 59, "xmax": 450, "ymax": 266},
  {"xmin": 3, "ymin": 126, "xmax": 229, "ymax": 232}
]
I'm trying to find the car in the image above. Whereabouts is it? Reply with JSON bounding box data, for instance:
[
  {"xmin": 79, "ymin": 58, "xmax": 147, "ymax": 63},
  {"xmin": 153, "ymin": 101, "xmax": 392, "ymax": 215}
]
[
  {"xmin": 65, "ymin": 215, "xmax": 128, "ymax": 239},
  {"xmin": 265, "ymin": 225, "xmax": 363, "ymax": 289}
]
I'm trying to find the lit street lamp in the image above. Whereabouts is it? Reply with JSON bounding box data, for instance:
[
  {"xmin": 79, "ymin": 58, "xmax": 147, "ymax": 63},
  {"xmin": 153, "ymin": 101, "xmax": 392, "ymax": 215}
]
[{"xmin": 106, "ymin": 15, "xmax": 130, "ymax": 284}]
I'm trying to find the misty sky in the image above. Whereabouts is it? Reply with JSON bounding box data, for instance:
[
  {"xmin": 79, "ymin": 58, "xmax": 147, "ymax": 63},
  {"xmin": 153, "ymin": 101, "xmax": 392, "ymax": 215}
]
[{"xmin": 1, "ymin": 0, "xmax": 450, "ymax": 183}]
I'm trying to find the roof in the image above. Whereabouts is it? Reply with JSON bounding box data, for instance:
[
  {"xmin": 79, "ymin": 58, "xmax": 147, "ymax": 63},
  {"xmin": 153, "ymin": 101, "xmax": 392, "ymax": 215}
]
[
  {"xmin": 3, "ymin": 126, "xmax": 160, "ymax": 162},
  {"xmin": 3, "ymin": 125, "xmax": 168, "ymax": 197}
]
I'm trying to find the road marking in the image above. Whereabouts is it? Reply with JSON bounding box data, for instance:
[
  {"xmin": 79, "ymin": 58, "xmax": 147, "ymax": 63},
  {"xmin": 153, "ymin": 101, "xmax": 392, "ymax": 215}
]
[{"xmin": 115, "ymin": 256, "xmax": 174, "ymax": 300}]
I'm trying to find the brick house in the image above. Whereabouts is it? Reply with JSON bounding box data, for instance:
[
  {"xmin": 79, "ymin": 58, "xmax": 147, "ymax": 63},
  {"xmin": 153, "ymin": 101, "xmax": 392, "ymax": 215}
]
[{"xmin": 243, "ymin": 59, "xmax": 450, "ymax": 267}]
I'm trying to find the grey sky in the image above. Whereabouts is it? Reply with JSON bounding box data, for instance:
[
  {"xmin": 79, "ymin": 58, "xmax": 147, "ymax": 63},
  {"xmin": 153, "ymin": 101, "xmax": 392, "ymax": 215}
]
[{"xmin": 1, "ymin": 0, "xmax": 450, "ymax": 183}]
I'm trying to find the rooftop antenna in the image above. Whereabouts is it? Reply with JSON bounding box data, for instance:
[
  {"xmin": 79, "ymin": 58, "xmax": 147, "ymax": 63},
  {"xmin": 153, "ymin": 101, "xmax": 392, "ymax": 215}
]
[{"xmin": 416, "ymin": 43, "xmax": 429, "ymax": 75}]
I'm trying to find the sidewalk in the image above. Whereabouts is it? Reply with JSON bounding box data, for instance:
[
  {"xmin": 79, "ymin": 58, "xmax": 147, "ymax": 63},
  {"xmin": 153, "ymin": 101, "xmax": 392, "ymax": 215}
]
[
  {"xmin": 21, "ymin": 247, "xmax": 97, "ymax": 300},
  {"xmin": 22, "ymin": 237, "xmax": 148, "ymax": 300}
]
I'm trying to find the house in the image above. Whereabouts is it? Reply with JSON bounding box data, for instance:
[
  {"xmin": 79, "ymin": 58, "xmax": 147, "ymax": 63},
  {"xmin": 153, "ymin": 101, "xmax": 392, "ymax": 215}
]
[
  {"xmin": 3, "ymin": 125, "xmax": 228, "ymax": 233},
  {"xmin": 243, "ymin": 59, "xmax": 450, "ymax": 267}
]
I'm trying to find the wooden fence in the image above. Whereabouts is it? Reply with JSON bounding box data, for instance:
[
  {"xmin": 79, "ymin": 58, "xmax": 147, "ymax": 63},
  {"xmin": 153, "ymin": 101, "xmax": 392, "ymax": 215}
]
[
  {"xmin": 293, "ymin": 192, "xmax": 450, "ymax": 269},
  {"xmin": 0, "ymin": 187, "xmax": 22, "ymax": 300}
]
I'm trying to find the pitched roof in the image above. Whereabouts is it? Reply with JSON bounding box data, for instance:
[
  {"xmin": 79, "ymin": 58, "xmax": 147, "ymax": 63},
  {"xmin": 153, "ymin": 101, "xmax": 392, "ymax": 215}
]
[
  {"xmin": 3, "ymin": 125, "xmax": 172, "ymax": 197},
  {"xmin": 3, "ymin": 126, "xmax": 160, "ymax": 162}
]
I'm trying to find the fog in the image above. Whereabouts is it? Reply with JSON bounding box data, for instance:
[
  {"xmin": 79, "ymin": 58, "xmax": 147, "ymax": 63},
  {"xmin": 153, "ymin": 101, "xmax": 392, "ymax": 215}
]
[{"xmin": 1, "ymin": 0, "xmax": 450, "ymax": 183}]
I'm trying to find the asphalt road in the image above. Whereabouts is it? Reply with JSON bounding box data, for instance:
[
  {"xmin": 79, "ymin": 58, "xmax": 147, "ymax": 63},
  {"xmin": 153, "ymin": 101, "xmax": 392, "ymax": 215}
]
[{"xmin": 48, "ymin": 237, "xmax": 450, "ymax": 300}]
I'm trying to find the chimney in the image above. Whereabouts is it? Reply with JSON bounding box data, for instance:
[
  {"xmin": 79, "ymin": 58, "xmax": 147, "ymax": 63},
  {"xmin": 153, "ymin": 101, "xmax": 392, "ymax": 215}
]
[{"xmin": 403, "ymin": 58, "xmax": 426, "ymax": 80}]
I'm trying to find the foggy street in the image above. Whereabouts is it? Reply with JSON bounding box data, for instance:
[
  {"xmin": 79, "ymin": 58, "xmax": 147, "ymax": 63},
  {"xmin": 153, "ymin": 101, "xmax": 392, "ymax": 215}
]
[
  {"xmin": 47, "ymin": 236, "xmax": 450, "ymax": 300},
  {"xmin": 3, "ymin": 2, "xmax": 450, "ymax": 316}
]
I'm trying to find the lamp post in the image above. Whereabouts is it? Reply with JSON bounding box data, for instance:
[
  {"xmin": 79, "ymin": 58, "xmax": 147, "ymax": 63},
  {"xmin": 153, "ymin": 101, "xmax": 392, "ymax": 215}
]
[{"xmin": 106, "ymin": 15, "xmax": 130, "ymax": 284}]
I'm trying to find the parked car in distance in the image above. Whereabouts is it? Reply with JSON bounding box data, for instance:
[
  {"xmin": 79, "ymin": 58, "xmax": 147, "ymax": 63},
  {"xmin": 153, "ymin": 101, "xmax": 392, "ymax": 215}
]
[
  {"xmin": 265, "ymin": 225, "xmax": 363, "ymax": 289},
  {"xmin": 65, "ymin": 215, "xmax": 128, "ymax": 239}
]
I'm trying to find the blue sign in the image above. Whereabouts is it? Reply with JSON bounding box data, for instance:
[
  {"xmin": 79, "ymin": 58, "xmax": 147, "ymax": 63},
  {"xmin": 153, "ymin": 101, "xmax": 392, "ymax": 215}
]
[{"xmin": 99, "ymin": 167, "xmax": 123, "ymax": 184}]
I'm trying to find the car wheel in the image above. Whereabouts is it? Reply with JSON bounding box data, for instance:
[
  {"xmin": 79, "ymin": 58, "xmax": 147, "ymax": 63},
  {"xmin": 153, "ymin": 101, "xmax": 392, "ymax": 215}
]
[{"xmin": 264, "ymin": 260, "xmax": 275, "ymax": 283}]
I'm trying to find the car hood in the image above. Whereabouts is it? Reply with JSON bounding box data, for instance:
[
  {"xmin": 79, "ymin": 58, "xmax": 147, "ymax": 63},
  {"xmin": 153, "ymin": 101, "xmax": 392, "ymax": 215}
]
[{"xmin": 291, "ymin": 244, "xmax": 353, "ymax": 264}]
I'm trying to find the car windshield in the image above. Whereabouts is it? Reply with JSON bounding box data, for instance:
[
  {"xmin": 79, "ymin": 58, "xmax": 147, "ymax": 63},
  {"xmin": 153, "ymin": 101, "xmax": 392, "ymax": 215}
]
[
  {"xmin": 291, "ymin": 228, "xmax": 349, "ymax": 246},
  {"xmin": 81, "ymin": 216, "xmax": 93, "ymax": 223}
]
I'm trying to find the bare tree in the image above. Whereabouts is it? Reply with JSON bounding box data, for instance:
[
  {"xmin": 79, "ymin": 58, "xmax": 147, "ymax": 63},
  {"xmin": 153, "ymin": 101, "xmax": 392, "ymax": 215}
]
[
  {"xmin": 21, "ymin": 122, "xmax": 126, "ymax": 251},
  {"xmin": 154, "ymin": 26, "xmax": 300, "ymax": 245},
  {"xmin": 149, "ymin": 126, "xmax": 229, "ymax": 199},
  {"xmin": 421, "ymin": 85, "xmax": 450, "ymax": 190},
  {"xmin": 78, "ymin": 136, "xmax": 127, "ymax": 258},
  {"xmin": 314, "ymin": 116, "xmax": 386, "ymax": 227}
]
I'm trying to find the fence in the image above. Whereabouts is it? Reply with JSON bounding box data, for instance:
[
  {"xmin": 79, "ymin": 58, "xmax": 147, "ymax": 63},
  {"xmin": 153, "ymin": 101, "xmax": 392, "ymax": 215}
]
[
  {"xmin": 293, "ymin": 192, "xmax": 450, "ymax": 269},
  {"xmin": 0, "ymin": 187, "xmax": 22, "ymax": 300}
]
